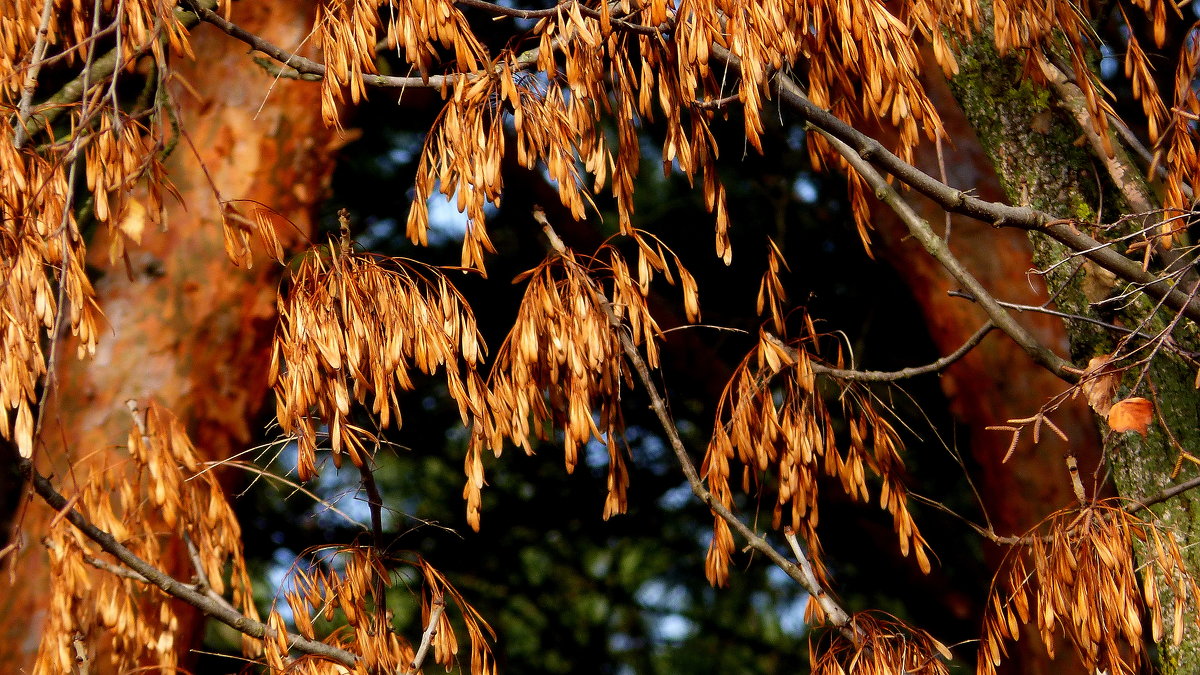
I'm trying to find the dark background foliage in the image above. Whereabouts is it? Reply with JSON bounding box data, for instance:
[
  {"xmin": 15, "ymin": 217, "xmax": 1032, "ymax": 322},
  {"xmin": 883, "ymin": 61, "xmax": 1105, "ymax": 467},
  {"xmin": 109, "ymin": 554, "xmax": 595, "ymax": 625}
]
[{"xmin": 202, "ymin": 86, "xmax": 994, "ymax": 674}]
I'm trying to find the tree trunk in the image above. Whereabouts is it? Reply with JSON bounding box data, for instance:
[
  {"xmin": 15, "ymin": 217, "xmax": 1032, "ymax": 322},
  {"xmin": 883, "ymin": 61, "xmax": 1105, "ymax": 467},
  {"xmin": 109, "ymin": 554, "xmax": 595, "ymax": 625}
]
[
  {"xmin": 868, "ymin": 49, "xmax": 1100, "ymax": 674},
  {"xmin": 948, "ymin": 11, "xmax": 1200, "ymax": 672},
  {"xmin": 0, "ymin": 2, "xmax": 340, "ymax": 668}
]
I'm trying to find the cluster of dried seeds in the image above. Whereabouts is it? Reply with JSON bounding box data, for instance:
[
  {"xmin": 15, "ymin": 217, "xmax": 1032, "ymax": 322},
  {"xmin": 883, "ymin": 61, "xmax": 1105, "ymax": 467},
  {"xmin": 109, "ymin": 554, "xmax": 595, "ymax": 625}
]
[
  {"xmin": 270, "ymin": 549, "xmax": 495, "ymax": 674},
  {"xmin": 809, "ymin": 611, "xmax": 951, "ymax": 675},
  {"xmin": 703, "ymin": 324, "xmax": 930, "ymax": 592},
  {"xmin": 318, "ymin": 0, "xmax": 486, "ymax": 125},
  {"xmin": 1, "ymin": 0, "xmax": 191, "ymax": 460},
  {"xmin": 980, "ymin": 501, "xmax": 1200, "ymax": 675},
  {"xmin": 466, "ymin": 230, "xmax": 697, "ymax": 529},
  {"xmin": 36, "ymin": 402, "xmax": 257, "ymax": 674},
  {"xmin": 272, "ymin": 220, "xmax": 488, "ymax": 481}
]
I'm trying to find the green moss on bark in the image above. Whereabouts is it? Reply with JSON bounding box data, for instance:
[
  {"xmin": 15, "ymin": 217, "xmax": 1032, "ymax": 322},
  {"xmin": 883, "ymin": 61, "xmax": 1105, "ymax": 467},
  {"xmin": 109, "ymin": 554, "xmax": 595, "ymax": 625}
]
[{"xmin": 948, "ymin": 10, "xmax": 1200, "ymax": 674}]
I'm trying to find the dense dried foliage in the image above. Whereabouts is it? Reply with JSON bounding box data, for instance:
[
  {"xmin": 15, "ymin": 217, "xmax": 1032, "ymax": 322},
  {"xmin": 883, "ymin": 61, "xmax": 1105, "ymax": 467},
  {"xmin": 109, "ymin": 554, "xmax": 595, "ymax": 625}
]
[
  {"xmin": 272, "ymin": 213, "xmax": 489, "ymax": 481},
  {"xmin": 37, "ymin": 402, "xmax": 256, "ymax": 674},
  {"xmin": 4, "ymin": 0, "xmax": 1200, "ymax": 672},
  {"xmin": 981, "ymin": 502, "xmax": 1200, "ymax": 675}
]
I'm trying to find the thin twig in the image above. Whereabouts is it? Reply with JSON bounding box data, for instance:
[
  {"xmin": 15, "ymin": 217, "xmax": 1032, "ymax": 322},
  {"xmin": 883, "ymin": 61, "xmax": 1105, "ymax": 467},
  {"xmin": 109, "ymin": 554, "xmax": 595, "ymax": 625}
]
[
  {"xmin": 407, "ymin": 594, "xmax": 446, "ymax": 674},
  {"xmin": 947, "ymin": 290, "xmax": 1200, "ymax": 359},
  {"xmin": 357, "ymin": 461, "xmax": 388, "ymax": 621},
  {"xmin": 12, "ymin": 0, "xmax": 56, "ymax": 147},
  {"xmin": 782, "ymin": 528, "xmax": 854, "ymax": 629},
  {"xmin": 765, "ymin": 322, "xmax": 995, "ymax": 382},
  {"xmin": 184, "ymin": 0, "xmax": 460, "ymax": 89},
  {"xmin": 1128, "ymin": 475, "xmax": 1200, "ymax": 513}
]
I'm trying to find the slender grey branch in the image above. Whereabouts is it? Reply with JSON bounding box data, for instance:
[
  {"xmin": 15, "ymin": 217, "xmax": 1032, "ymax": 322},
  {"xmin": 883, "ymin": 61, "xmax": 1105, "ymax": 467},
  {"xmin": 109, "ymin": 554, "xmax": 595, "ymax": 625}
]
[
  {"xmin": 748, "ymin": 59, "xmax": 1200, "ymax": 325},
  {"xmin": 406, "ymin": 594, "xmax": 446, "ymax": 675},
  {"xmin": 184, "ymin": 0, "xmax": 461, "ymax": 89},
  {"xmin": 766, "ymin": 321, "xmax": 995, "ymax": 382},
  {"xmin": 536, "ymin": 213, "xmax": 858, "ymax": 641},
  {"xmin": 12, "ymin": 0, "xmax": 56, "ymax": 147},
  {"xmin": 21, "ymin": 460, "xmax": 359, "ymax": 668},
  {"xmin": 948, "ymin": 290, "xmax": 1200, "ymax": 359},
  {"xmin": 1129, "ymin": 475, "xmax": 1200, "ymax": 513},
  {"xmin": 807, "ymin": 125, "xmax": 1079, "ymax": 382}
]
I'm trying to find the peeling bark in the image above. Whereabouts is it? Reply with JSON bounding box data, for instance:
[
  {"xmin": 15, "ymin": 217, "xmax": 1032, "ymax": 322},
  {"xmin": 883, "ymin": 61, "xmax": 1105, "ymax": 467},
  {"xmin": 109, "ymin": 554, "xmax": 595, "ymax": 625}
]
[{"xmin": 0, "ymin": 2, "xmax": 339, "ymax": 668}]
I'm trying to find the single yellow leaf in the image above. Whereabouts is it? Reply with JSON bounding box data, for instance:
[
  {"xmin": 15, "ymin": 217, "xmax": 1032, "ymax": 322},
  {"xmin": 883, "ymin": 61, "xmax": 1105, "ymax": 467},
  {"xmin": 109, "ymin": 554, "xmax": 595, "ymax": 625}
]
[
  {"xmin": 1108, "ymin": 397, "xmax": 1153, "ymax": 436},
  {"xmin": 1080, "ymin": 353, "xmax": 1120, "ymax": 416},
  {"xmin": 117, "ymin": 198, "xmax": 147, "ymax": 244}
]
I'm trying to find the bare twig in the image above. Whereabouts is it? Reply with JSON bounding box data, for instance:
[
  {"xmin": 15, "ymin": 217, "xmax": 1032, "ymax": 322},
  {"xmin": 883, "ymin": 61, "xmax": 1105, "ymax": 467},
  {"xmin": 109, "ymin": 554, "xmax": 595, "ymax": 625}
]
[
  {"xmin": 184, "ymin": 0, "xmax": 460, "ymax": 89},
  {"xmin": 407, "ymin": 594, "xmax": 446, "ymax": 675},
  {"xmin": 764, "ymin": 322, "xmax": 995, "ymax": 383},
  {"xmin": 357, "ymin": 461, "xmax": 389, "ymax": 620},
  {"xmin": 12, "ymin": 0, "xmax": 56, "ymax": 147},
  {"xmin": 1128, "ymin": 475, "xmax": 1200, "ymax": 513},
  {"xmin": 782, "ymin": 528, "xmax": 853, "ymax": 628}
]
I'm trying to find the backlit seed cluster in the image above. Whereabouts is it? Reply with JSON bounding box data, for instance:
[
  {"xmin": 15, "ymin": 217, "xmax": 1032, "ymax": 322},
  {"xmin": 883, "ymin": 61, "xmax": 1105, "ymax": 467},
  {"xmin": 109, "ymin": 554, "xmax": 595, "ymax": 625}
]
[
  {"xmin": 1, "ymin": 0, "xmax": 186, "ymax": 460},
  {"xmin": 272, "ymin": 227, "xmax": 488, "ymax": 480},
  {"xmin": 810, "ymin": 611, "xmax": 952, "ymax": 675},
  {"xmin": 269, "ymin": 550, "xmax": 495, "ymax": 675},
  {"xmin": 980, "ymin": 502, "xmax": 1200, "ymax": 675},
  {"xmin": 37, "ymin": 403, "xmax": 257, "ymax": 674},
  {"xmin": 703, "ymin": 326, "xmax": 930, "ymax": 592},
  {"xmin": 466, "ymin": 234, "xmax": 698, "ymax": 529}
]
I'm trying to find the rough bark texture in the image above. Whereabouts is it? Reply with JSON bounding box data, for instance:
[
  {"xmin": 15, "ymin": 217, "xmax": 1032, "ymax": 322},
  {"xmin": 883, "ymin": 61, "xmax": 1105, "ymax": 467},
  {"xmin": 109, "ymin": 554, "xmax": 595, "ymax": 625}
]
[
  {"xmin": 949, "ymin": 11, "xmax": 1200, "ymax": 672},
  {"xmin": 0, "ymin": 2, "xmax": 340, "ymax": 668},
  {"xmin": 868, "ymin": 52, "xmax": 1099, "ymax": 675}
]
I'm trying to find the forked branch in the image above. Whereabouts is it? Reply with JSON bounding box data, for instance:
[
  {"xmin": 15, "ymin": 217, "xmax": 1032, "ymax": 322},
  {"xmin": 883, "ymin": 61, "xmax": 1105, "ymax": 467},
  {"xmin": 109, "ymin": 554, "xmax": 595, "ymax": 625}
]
[{"xmin": 808, "ymin": 126, "xmax": 1078, "ymax": 382}]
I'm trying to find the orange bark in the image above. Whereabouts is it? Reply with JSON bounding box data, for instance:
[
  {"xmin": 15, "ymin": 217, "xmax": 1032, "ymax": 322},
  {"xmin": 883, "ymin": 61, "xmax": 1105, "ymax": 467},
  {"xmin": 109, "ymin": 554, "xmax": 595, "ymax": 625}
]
[{"xmin": 0, "ymin": 2, "xmax": 339, "ymax": 668}]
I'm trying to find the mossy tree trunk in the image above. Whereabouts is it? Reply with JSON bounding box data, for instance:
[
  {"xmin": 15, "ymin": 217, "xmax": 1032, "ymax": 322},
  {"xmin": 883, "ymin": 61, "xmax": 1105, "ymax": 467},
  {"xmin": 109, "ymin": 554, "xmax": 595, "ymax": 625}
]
[{"xmin": 948, "ymin": 11, "xmax": 1200, "ymax": 673}]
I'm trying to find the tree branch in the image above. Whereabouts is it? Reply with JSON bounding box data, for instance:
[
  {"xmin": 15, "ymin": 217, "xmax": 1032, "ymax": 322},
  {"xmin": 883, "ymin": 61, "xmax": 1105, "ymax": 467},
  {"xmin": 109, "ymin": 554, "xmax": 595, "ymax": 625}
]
[
  {"xmin": 1129, "ymin": 474, "xmax": 1200, "ymax": 513},
  {"xmin": 808, "ymin": 125, "xmax": 1079, "ymax": 382},
  {"xmin": 756, "ymin": 64, "xmax": 1200, "ymax": 325},
  {"xmin": 12, "ymin": 0, "xmax": 56, "ymax": 147},
  {"xmin": 407, "ymin": 594, "xmax": 445, "ymax": 675},
  {"xmin": 762, "ymin": 321, "xmax": 995, "ymax": 383},
  {"xmin": 21, "ymin": 460, "xmax": 360, "ymax": 668},
  {"xmin": 357, "ymin": 461, "xmax": 389, "ymax": 622},
  {"xmin": 536, "ymin": 215, "xmax": 858, "ymax": 641}
]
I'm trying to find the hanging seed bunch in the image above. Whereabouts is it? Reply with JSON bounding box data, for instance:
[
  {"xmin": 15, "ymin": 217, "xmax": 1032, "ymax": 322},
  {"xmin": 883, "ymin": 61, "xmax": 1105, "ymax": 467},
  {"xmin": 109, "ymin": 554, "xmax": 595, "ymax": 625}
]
[
  {"xmin": 1, "ymin": 0, "xmax": 195, "ymax": 459},
  {"xmin": 466, "ymin": 231, "xmax": 698, "ymax": 530},
  {"xmin": 272, "ymin": 217, "xmax": 488, "ymax": 481},
  {"xmin": 36, "ymin": 402, "xmax": 257, "ymax": 674},
  {"xmin": 702, "ymin": 322, "xmax": 930, "ymax": 593},
  {"xmin": 274, "ymin": 549, "xmax": 495, "ymax": 675},
  {"xmin": 980, "ymin": 500, "xmax": 1200, "ymax": 675},
  {"xmin": 316, "ymin": 0, "xmax": 486, "ymax": 126},
  {"xmin": 392, "ymin": 4, "xmax": 732, "ymax": 271},
  {"xmin": 809, "ymin": 611, "xmax": 951, "ymax": 675}
]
